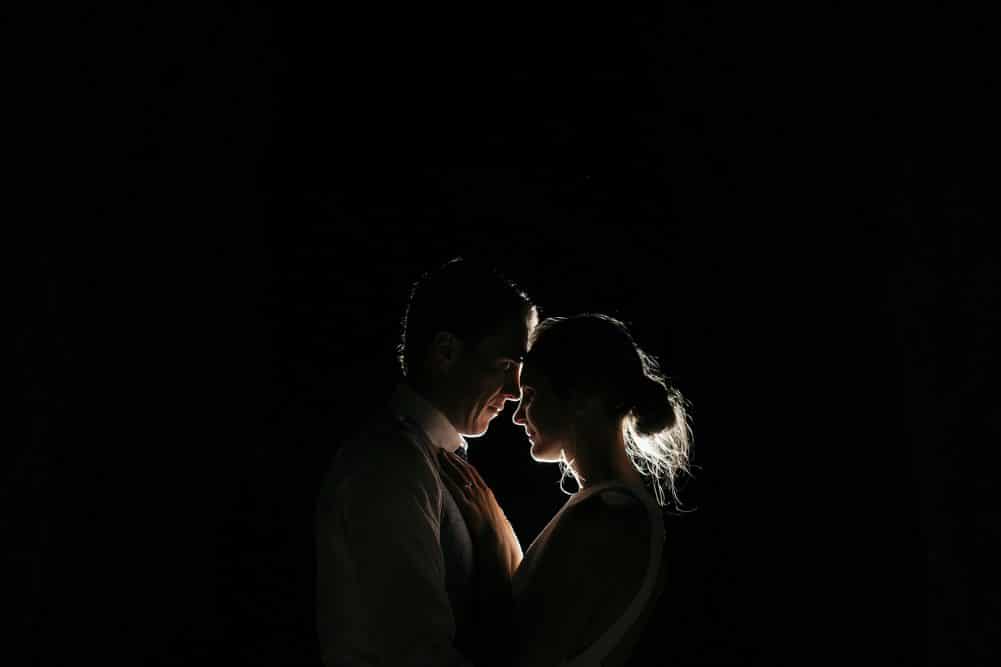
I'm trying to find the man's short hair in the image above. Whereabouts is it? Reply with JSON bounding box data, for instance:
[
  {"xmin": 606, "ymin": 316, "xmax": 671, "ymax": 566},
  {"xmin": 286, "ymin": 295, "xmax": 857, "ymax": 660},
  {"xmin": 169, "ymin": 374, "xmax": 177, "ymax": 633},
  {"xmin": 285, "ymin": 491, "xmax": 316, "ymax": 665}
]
[{"xmin": 398, "ymin": 257, "xmax": 535, "ymax": 378}]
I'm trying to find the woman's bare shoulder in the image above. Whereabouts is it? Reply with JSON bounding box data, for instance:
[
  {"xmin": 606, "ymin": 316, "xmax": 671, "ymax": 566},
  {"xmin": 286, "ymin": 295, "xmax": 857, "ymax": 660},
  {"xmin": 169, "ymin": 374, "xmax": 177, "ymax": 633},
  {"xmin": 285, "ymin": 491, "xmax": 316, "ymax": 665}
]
[
  {"xmin": 556, "ymin": 492, "xmax": 651, "ymax": 565},
  {"xmin": 527, "ymin": 492, "xmax": 653, "ymax": 660}
]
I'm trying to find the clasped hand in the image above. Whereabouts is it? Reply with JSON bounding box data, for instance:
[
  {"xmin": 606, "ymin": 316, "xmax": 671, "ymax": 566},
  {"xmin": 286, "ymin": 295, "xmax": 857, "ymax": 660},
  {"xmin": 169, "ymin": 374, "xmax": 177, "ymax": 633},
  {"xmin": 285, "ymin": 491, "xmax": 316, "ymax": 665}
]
[{"xmin": 438, "ymin": 449, "xmax": 523, "ymax": 578}]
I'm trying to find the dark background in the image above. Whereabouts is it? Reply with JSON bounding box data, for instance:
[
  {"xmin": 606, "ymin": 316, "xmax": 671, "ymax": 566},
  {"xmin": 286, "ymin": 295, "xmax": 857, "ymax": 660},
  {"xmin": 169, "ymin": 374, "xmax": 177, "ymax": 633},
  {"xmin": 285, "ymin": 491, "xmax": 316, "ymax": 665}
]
[{"xmin": 16, "ymin": 4, "xmax": 999, "ymax": 666}]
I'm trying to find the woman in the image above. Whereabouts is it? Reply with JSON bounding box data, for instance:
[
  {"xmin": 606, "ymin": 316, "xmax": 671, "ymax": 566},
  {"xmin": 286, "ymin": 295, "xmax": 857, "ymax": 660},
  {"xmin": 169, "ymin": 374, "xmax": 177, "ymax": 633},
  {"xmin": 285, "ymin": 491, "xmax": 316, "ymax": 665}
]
[{"xmin": 439, "ymin": 314, "xmax": 692, "ymax": 666}]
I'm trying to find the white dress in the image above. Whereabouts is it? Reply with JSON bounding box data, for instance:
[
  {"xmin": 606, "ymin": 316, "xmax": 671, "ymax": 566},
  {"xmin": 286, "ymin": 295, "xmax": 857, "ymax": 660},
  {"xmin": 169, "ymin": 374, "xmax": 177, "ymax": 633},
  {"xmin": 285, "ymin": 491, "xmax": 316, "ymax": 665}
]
[{"xmin": 512, "ymin": 481, "xmax": 666, "ymax": 667}]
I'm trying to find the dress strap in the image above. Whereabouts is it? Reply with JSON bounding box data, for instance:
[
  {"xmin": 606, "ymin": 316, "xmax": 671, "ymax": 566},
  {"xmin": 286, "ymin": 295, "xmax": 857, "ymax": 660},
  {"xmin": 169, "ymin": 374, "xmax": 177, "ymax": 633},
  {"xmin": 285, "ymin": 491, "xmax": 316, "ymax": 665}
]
[{"xmin": 564, "ymin": 483, "xmax": 665, "ymax": 667}]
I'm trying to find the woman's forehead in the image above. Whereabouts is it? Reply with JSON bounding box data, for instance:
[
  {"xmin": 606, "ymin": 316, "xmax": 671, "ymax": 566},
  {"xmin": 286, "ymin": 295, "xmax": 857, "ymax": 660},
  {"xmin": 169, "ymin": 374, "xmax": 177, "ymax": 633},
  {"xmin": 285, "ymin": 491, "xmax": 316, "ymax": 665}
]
[{"xmin": 520, "ymin": 362, "xmax": 546, "ymax": 386}]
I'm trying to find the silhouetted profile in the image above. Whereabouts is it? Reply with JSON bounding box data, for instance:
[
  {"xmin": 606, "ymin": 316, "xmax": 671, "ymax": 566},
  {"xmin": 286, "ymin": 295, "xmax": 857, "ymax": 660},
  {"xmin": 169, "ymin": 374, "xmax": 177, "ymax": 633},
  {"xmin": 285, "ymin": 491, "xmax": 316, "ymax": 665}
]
[
  {"xmin": 440, "ymin": 314, "xmax": 691, "ymax": 666},
  {"xmin": 315, "ymin": 258, "xmax": 536, "ymax": 666}
]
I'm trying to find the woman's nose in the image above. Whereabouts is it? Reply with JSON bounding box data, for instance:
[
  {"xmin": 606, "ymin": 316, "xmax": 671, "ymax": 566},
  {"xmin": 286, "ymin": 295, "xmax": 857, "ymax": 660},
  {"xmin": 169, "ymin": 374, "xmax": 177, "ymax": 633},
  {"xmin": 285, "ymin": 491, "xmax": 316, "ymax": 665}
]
[{"xmin": 512, "ymin": 402, "xmax": 526, "ymax": 425}]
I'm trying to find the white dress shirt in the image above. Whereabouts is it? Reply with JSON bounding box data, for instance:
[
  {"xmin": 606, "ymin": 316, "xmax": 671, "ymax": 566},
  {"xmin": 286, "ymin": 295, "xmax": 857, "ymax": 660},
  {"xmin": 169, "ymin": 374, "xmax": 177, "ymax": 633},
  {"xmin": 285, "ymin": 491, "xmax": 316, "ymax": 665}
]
[{"xmin": 316, "ymin": 384, "xmax": 475, "ymax": 667}]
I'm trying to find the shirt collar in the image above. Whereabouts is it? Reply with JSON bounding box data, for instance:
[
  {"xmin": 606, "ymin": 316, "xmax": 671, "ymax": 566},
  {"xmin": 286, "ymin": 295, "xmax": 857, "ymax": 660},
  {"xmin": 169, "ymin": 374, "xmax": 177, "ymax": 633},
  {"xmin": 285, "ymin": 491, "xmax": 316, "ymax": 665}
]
[{"xmin": 390, "ymin": 383, "xmax": 467, "ymax": 454}]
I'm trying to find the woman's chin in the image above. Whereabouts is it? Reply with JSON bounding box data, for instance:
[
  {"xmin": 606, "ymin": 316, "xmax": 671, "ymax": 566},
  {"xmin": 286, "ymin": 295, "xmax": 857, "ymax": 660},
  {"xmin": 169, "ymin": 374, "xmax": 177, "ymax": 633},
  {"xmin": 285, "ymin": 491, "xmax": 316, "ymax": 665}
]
[{"xmin": 529, "ymin": 441, "xmax": 560, "ymax": 463}]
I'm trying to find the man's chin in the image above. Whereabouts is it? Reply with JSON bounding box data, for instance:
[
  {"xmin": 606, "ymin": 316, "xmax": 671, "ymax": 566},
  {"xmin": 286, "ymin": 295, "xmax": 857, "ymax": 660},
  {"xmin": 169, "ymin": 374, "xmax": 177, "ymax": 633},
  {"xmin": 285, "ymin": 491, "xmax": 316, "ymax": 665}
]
[
  {"xmin": 466, "ymin": 410, "xmax": 499, "ymax": 438},
  {"xmin": 463, "ymin": 420, "xmax": 491, "ymax": 439}
]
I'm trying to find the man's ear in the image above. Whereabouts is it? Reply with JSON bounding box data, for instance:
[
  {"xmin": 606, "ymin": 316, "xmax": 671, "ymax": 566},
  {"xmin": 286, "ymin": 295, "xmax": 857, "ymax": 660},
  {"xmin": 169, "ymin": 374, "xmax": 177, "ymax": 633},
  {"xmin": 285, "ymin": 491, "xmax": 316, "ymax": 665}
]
[{"xmin": 430, "ymin": 331, "xmax": 463, "ymax": 374}]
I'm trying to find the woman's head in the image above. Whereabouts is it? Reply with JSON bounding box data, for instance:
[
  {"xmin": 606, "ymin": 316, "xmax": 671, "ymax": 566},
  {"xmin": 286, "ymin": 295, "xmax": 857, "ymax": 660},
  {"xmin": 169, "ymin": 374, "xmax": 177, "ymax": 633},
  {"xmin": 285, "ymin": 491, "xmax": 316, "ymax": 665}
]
[{"xmin": 512, "ymin": 314, "xmax": 691, "ymax": 506}]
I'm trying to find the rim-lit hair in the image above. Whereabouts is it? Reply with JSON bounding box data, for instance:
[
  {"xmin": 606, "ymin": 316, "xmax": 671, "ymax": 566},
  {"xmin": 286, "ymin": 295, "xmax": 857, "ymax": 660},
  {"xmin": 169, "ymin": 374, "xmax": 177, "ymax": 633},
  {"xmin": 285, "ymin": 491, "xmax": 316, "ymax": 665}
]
[
  {"xmin": 526, "ymin": 314, "xmax": 692, "ymax": 507},
  {"xmin": 398, "ymin": 257, "xmax": 536, "ymax": 380}
]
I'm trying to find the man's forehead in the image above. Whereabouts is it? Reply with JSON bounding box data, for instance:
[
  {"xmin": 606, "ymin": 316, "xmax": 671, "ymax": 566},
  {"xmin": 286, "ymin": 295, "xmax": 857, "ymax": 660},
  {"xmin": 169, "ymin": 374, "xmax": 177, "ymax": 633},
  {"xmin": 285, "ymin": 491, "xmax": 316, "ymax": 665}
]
[{"xmin": 480, "ymin": 316, "xmax": 531, "ymax": 358}]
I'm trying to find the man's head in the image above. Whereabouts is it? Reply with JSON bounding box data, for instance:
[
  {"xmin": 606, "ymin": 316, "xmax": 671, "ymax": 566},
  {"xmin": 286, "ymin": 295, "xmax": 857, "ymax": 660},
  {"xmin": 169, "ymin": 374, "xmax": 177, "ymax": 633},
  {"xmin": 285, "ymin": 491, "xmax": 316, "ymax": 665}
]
[{"xmin": 400, "ymin": 258, "xmax": 538, "ymax": 437}]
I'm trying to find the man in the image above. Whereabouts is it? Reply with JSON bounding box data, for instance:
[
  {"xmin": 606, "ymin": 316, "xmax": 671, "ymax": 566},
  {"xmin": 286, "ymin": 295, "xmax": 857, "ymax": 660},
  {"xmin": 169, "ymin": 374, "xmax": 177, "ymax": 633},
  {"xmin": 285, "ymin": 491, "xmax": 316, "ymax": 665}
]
[{"xmin": 316, "ymin": 258, "xmax": 537, "ymax": 666}]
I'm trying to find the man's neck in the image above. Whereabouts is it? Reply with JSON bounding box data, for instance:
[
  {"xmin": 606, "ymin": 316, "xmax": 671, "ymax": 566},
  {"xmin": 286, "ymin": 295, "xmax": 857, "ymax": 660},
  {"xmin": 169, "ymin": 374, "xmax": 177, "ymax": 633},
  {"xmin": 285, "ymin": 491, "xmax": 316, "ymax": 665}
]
[
  {"xmin": 408, "ymin": 378, "xmax": 461, "ymax": 428},
  {"xmin": 400, "ymin": 376, "xmax": 466, "ymax": 448}
]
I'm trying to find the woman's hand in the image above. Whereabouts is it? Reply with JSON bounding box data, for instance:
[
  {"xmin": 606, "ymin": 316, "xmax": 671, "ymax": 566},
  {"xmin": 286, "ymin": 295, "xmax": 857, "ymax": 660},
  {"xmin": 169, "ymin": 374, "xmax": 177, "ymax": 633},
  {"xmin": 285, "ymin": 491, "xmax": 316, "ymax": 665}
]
[
  {"xmin": 438, "ymin": 449, "xmax": 523, "ymax": 578},
  {"xmin": 439, "ymin": 449, "xmax": 522, "ymax": 667}
]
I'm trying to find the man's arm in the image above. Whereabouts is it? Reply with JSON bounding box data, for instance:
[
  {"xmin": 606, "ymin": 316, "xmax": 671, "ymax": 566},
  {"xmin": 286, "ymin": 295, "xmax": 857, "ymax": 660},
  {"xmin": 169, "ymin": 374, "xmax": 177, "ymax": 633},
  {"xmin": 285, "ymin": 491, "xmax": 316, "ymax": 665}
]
[{"xmin": 317, "ymin": 436, "xmax": 474, "ymax": 666}]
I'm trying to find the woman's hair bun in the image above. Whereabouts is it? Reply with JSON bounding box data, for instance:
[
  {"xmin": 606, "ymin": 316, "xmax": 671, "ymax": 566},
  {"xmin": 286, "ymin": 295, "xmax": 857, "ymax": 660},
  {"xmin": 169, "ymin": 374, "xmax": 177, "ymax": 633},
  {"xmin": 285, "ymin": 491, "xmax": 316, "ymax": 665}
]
[{"xmin": 632, "ymin": 376, "xmax": 677, "ymax": 436}]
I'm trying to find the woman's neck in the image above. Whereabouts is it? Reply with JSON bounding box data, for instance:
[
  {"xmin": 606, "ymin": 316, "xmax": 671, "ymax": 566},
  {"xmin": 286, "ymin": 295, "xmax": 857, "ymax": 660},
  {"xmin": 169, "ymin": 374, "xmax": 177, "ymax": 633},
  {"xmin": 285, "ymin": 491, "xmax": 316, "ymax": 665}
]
[{"xmin": 569, "ymin": 425, "xmax": 644, "ymax": 490}]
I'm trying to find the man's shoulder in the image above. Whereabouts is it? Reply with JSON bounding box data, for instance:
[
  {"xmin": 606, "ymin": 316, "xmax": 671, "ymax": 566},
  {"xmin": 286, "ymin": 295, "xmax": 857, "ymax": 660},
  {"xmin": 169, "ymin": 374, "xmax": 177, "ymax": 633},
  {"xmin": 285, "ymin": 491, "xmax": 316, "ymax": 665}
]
[{"xmin": 322, "ymin": 409, "xmax": 439, "ymax": 490}]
